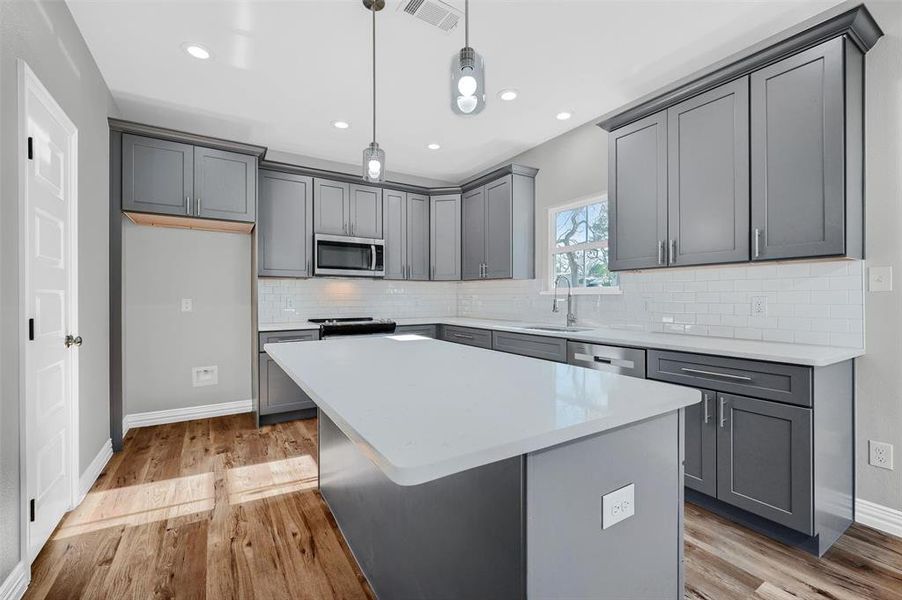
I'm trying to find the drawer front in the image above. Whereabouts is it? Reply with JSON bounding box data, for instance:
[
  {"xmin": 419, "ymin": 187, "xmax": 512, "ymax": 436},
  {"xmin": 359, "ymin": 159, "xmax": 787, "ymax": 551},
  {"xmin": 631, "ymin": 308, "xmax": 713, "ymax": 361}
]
[
  {"xmin": 647, "ymin": 350, "xmax": 811, "ymax": 407},
  {"xmin": 259, "ymin": 329, "xmax": 319, "ymax": 348},
  {"xmin": 440, "ymin": 325, "xmax": 493, "ymax": 349},
  {"xmin": 258, "ymin": 354, "xmax": 316, "ymax": 415},
  {"xmin": 394, "ymin": 324, "xmax": 438, "ymax": 339},
  {"xmin": 492, "ymin": 331, "xmax": 567, "ymax": 363}
]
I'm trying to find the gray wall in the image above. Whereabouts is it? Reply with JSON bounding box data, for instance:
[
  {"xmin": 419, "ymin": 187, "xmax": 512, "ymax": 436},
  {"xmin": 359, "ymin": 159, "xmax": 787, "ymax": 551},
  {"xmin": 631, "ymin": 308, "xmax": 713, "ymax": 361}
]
[
  {"xmin": 856, "ymin": 0, "xmax": 902, "ymax": 512},
  {"xmin": 0, "ymin": 0, "xmax": 117, "ymax": 583},
  {"xmin": 122, "ymin": 219, "xmax": 252, "ymax": 416}
]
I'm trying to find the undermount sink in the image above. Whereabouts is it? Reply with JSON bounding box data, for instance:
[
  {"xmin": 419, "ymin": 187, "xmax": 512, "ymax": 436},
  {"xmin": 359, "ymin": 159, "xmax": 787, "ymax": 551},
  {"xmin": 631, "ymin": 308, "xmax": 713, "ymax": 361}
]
[{"xmin": 521, "ymin": 325, "xmax": 594, "ymax": 333}]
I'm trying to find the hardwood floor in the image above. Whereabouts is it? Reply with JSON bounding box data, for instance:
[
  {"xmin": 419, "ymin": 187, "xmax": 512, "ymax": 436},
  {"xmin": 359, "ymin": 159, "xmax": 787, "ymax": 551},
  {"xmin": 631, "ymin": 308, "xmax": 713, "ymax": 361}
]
[{"xmin": 26, "ymin": 414, "xmax": 902, "ymax": 600}]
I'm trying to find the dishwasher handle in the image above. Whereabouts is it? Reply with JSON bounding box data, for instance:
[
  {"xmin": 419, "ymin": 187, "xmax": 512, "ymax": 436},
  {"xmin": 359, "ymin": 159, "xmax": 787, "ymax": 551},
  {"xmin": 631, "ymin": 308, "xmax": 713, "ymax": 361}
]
[{"xmin": 573, "ymin": 353, "xmax": 634, "ymax": 370}]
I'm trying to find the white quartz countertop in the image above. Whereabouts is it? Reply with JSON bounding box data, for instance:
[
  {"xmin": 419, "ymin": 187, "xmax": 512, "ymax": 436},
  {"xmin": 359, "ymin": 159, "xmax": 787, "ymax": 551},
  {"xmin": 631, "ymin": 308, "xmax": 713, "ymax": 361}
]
[
  {"xmin": 259, "ymin": 317, "xmax": 863, "ymax": 366},
  {"xmin": 265, "ymin": 335, "xmax": 699, "ymax": 486}
]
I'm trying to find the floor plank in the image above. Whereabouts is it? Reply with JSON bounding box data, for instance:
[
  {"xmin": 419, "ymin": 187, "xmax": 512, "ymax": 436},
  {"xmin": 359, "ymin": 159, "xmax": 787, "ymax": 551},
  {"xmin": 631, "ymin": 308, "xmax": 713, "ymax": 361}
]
[{"xmin": 25, "ymin": 414, "xmax": 901, "ymax": 599}]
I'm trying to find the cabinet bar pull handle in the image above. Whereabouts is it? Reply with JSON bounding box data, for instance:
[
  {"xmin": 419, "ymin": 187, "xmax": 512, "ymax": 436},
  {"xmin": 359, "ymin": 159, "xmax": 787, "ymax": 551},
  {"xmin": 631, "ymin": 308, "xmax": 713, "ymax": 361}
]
[
  {"xmin": 719, "ymin": 397, "xmax": 726, "ymax": 428},
  {"xmin": 453, "ymin": 333, "xmax": 474, "ymax": 339},
  {"xmin": 703, "ymin": 393, "xmax": 710, "ymax": 424},
  {"xmin": 680, "ymin": 367, "xmax": 752, "ymax": 381},
  {"xmin": 186, "ymin": 195, "xmax": 191, "ymax": 214},
  {"xmin": 196, "ymin": 197, "xmax": 201, "ymax": 215},
  {"xmin": 306, "ymin": 259, "xmax": 310, "ymax": 276},
  {"xmin": 669, "ymin": 239, "xmax": 676, "ymax": 265},
  {"xmin": 754, "ymin": 228, "xmax": 761, "ymax": 258},
  {"xmin": 657, "ymin": 240, "xmax": 664, "ymax": 265}
]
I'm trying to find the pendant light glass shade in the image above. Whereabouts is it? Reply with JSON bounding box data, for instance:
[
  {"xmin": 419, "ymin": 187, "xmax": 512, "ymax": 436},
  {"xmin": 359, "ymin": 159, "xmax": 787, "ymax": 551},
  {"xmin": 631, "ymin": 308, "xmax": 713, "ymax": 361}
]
[
  {"xmin": 450, "ymin": 47, "xmax": 485, "ymax": 115},
  {"xmin": 362, "ymin": 142, "xmax": 385, "ymax": 182}
]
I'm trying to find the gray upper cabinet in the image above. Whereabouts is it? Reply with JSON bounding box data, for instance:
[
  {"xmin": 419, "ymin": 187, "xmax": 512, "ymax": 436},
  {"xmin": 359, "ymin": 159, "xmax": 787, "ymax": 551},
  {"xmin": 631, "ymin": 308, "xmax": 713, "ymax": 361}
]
[
  {"xmin": 684, "ymin": 389, "xmax": 717, "ymax": 497},
  {"xmin": 258, "ymin": 170, "xmax": 312, "ymax": 277},
  {"xmin": 122, "ymin": 134, "xmax": 194, "ymax": 217},
  {"xmin": 461, "ymin": 173, "xmax": 534, "ymax": 280},
  {"xmin": 751, "ymin": 38, "xmax": 847, "ymax": 261},
  {"xmin": 350, "ymin": 184, "xmax": 383, "ymax": 238},
  {"xmin": 407, "ymin": 193, "xmax": 430, "ymax": 280},
  {"xmin": 667, "ymin": 77, "xmax": 749, "ymax": 266},
  {"xmin": 122, "ymin": 133, "xmax": 256, "ymax": 223},
  {"xmin": 461, "ymin": 187, "xmax": 486, "ymax": 280},
  {"xmin": 194, "ymin": 147, "xmax": 256, "ymax": 222},
  {"xmin": 608, "ymin": 112, "xmax": 668, "ymax": 270},
  {"xmin": 717, "ymin": 393, "xmax": 813, "ymax": 534},
  {"xmin": 430, "ymin": 194, "xmax": 461, "ymax": 281},
  {"xmin": 383, "ymin": 189, "xmax": 407, "ymax": 280},
  {"xmin": 314, "ymin": 179, "xmax": 351, "ymax": 235}
]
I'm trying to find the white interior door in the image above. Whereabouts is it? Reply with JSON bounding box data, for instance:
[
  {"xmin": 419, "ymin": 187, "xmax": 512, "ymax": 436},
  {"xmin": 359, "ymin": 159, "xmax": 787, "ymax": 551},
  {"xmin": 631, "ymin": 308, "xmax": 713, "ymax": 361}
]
[{"xmin": 20, "ymin": 62, "xmax": 79, "ymax": 561}]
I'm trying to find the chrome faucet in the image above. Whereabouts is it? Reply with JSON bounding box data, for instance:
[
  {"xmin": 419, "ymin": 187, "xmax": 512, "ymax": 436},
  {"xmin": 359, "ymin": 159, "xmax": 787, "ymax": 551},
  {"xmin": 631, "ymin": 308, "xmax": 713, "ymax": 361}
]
[{"xmin": 552, "ymin": 275, "xmax": 577, "ymax": 327}]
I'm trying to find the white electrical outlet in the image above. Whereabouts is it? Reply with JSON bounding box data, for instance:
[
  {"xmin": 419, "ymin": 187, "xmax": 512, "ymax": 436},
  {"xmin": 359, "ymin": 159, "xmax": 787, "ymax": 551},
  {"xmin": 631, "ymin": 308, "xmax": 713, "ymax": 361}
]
[
  {"xmin": 869, "ymin": 440, "xmax": 894, "ymax": 470},
  {"xmin": 751, "ymin": 296, "xmax": 768, "ymax": 317},
  {"xmin": 181, "ymin": 298, "xmax": 193, "ymax": 312},
  {"xmin": 868, "ymin": 266, "xmax": 893, "ymax": 292},
  {"xmin": 602, "ymin": 483, "xmax": 635, "ymax": 530},
  {"xmin": 192, "ymin": 366, "xmax": 218, "ymax": 387}
]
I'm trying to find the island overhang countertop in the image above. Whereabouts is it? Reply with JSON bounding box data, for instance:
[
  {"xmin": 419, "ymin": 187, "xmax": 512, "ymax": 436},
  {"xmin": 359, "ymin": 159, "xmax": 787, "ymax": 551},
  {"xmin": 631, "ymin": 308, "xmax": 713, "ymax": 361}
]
[{"xmin": 265, "ymin": 334, "xmax": 700, "ymax": 486}]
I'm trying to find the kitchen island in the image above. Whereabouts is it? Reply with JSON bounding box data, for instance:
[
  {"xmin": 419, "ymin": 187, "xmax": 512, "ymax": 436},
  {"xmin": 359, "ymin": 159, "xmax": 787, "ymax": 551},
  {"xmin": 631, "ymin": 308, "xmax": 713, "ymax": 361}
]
[{"xmin": 265, "ymin": 334, "xmax": 699, "ymax": 599}]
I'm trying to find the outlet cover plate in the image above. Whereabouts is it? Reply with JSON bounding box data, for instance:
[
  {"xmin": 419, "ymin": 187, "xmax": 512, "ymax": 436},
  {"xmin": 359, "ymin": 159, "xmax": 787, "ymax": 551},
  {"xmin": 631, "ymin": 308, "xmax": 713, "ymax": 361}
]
[
  {"xmin": 869, "ymin": 440, "xmax": 894, "ymax": 470},
  {"xmin": 751, "ymin": 296, "xmax": 768, "ymax": 317},
  {"xmin": 192, "ymin": 365, "xmax": 218, "ymax": 387},
  {"xmin": 602, "ymin": 483, "xmax": 635, "ymax": 530},
  {"xmin": 181, "ymin": 298, "xmax": 193, "ymax": 312}
]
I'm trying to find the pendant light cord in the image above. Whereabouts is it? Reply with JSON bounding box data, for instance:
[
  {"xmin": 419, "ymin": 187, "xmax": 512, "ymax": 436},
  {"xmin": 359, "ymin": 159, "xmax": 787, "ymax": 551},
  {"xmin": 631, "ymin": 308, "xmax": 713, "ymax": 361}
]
[
  {"xmin": 464, "ymin": 0, "xmax": 469, "ymax": 48},
  {"xmin": 372, "ymin": 0, "xmax": 376, "ymax": 144}
]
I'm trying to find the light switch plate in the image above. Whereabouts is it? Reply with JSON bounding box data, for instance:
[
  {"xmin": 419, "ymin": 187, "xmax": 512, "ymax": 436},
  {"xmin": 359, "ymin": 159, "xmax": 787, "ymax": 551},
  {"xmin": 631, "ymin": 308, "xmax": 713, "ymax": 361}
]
[
  {"xmin": 192, "ymin": 365, "xmax": 218, "ymax": 387},
  {"xmin": 868, "ymin": 266, "xmax": 893, "ymax": 292},
  {"xmin": 181, "ymin": 298, "xmax": 193, "ymax": 312},
  {"xmin": 602, "ymin": 483, "xmax": 635, "ymax": 530}
]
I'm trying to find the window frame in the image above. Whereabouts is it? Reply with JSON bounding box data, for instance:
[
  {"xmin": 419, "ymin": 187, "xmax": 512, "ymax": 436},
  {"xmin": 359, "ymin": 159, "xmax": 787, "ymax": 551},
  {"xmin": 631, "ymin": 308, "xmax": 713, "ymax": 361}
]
[{"xmin": 545, "ymin": 193, "xmax": 621, "ymax": 295}]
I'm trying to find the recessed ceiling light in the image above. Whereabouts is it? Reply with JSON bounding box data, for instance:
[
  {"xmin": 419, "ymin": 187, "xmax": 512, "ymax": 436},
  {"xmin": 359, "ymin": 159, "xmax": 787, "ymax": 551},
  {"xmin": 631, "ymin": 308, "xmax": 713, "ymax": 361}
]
[
  {"xmin": 183, "ymin": 43, "xmax": 211, "ymax": 60},
  {"xmin": 331, "ymin": 120, "xmax": 350, "ymax": 129},
  {"xmin": 427, "ymin": 143, "xmax": 441, "ymax": 150},
  {"xmin": 556, "ymin": 111, "xmax": 573, "ymax": 121},
  {"xmin": 498, "ymin": 89, "xmax": 518, "ymax": 101}
]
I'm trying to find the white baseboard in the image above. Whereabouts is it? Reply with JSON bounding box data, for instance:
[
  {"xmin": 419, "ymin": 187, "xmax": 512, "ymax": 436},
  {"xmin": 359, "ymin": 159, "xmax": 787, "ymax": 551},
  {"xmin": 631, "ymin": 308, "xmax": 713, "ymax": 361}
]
[
  {"xmin": 0, "ymin": 562, "xmax": 28, "ymax": 600},
  {"xmin": 122, "ymin": 398, "xmax": 253, "ymax": 438},
  {"xmin": 857, "ymin": 498, "xmax": 902, "ymax": 538},
  {"xmin": 76, "ymin": 438, "xmax": 113, "ymax": 505}
]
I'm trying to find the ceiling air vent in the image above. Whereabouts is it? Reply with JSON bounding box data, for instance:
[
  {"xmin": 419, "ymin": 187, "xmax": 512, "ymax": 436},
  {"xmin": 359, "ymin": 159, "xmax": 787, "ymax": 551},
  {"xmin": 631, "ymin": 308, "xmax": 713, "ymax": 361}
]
[{"xmin": 399, "ymin": 0, "xmax": 461, "ymax": 33}]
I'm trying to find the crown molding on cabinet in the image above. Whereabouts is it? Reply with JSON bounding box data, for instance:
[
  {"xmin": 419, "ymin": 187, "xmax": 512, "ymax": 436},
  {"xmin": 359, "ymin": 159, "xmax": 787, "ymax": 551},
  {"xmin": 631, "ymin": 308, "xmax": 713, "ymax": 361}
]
[
  {"xmin": 109, "ymin": 118, "xmax": 267, "ymax": 157},
  {"xmin": 597, "ymin": 3, "xmax": 883, "ymax": 132}
]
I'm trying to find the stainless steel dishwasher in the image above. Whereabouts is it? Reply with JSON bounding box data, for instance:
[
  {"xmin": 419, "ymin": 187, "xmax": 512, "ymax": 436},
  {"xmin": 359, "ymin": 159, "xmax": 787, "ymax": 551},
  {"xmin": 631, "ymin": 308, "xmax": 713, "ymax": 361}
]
[{"xmin": 567, "ymin": 341, "xmax": 646, "ymax": 378}]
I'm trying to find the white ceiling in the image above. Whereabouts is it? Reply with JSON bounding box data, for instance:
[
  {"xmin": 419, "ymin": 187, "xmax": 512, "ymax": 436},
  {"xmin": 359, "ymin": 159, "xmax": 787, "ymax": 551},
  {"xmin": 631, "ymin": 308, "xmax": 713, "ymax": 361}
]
[{"xmin": 67, "ymin": 0, "xmax": 839, "ymax": 182}]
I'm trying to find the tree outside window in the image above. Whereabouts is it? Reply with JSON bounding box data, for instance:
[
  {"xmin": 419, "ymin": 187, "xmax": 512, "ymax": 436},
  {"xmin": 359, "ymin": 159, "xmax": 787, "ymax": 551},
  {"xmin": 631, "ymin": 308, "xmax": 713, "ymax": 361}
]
[{"xmin": 550, "ymin": 195, "xmax": 618, "ymax": 291}]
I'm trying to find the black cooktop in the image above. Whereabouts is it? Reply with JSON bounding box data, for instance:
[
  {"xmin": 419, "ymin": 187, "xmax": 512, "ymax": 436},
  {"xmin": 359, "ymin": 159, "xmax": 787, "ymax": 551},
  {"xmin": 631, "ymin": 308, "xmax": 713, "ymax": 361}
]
[{"xmin": 309, "ymin": 317, "xmax": 396, "ymax": 337}]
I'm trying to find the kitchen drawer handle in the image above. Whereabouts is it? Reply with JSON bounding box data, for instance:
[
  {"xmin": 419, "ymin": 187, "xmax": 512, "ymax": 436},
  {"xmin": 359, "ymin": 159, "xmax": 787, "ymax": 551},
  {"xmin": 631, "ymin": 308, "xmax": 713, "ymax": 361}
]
[
  {"xmin": 271, "ymin": 337, "xmax": 312, "ymax": 343},
  {"xmin": 453, "ymin": 333, "xmax": 475, "ymax": 340},
  {"xmin": 680, "ymin": 367, "xmax": 752, "ymax": 382},
  {"xmin": 573, "ymin": 353, "xmax": 634, "ymax": 369}
]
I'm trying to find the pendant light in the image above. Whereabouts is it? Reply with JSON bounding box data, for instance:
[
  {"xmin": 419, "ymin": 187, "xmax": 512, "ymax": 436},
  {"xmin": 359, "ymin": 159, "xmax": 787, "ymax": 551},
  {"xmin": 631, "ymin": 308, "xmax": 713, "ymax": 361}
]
[
  {"xmin": 451, "ymin": 0, "xmax": 485, "ymax": 116},
  {"xmin": 362, "ymin": 0, "xmax": 385, "ymax": 182}
]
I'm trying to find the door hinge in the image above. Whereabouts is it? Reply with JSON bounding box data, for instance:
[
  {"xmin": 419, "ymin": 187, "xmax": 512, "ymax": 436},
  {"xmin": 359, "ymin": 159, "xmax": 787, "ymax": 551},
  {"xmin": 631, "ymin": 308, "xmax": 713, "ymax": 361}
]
[
  {"xmin": 28, "ymin": 318, "xmax": 35, "ymax": 341},
  {"xmin": 29, "ymin": 499, "xmax": 35, "ymax": 522},
  {"xmin": 27, "ymin": 137, "xmax": 34, "ymax": 160}
]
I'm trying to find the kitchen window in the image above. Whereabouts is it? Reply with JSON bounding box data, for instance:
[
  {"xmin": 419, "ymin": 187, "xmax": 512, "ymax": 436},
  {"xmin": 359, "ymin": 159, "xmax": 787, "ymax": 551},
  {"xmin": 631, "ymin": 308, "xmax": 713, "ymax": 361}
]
[{"xmin": 548, "ymin": 194, "xmax": 619, "ymax": 293}]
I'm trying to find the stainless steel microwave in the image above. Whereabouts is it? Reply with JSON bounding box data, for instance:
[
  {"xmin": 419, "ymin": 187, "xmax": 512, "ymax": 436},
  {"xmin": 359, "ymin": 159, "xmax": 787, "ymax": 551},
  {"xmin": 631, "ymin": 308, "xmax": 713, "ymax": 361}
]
[{"xmin": 314, "ymin": 233, "xmax": 385, "ymax": 277}]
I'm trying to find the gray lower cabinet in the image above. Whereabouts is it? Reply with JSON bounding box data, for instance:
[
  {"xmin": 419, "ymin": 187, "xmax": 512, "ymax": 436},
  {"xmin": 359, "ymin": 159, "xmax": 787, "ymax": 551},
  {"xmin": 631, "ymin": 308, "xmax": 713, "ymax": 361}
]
[
  {"xmin": 194, "ymin": 146, "xmax": 256, "ymax": 222},
  {"xmin": 667, "ymin": 77, "xmax": 749, "ymax": 266},
  {"xmin": 122, "ymin": 133, "xmax": 256, "ymax": 223},
  {"xmin": 430, "ymin": 194, "xmax": 461, "ymax": 281},
  {"xmin": 492, "ymin": 331, "xmax": 566, "ymax": 363},
  {"xmin": 314, "ymin": 178, "xmax": 351, "ymax": 235},
  {"xmin": 751, "ymin": 37, "xmax": 851, "ymax": 261},
  {"xmin": 258, "ymin": 330, "xmax": 319, "ymax": 416},
  {"xmin": 717, "ymin": 393, "xmax": 813, "ymax": 534},
  {"xmin": 258, "ymin": 170, "xmax": 312, "ymax": 277},
  {"xmin": 122, "ymin": 134, "xmax": 193, "ymax": 216},
  {"xmin": 440, "ymin": 325, "xmax": 492, "ymax": 349},
  {"xmin": 684, "ymin": 388, "xmax": 717, "ymax": 497},
  {"xmin": 608, "ymin": 112, "xmax": 668, "ymax": 270},
  {"xmin": 384, "ymin": 191, "xmax": 430, "ymax": 281},
  {"xmin": 394, "ymin": 324, "xmax": 438, "ymax": 338}
]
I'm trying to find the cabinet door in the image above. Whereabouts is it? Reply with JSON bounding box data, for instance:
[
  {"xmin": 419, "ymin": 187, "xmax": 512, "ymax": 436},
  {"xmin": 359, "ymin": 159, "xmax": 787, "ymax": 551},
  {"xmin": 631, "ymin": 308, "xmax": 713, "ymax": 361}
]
[
  {"xmin": 717, "ymin": 393, "xmax": 813, "ymax": 534},
  {"xmin": 383, "ymin": 189, "xmax": 407, "ymax": 280},
  {"xmin": 259, "ymin": 354, "xmax": 316, "ymax": 415},
  {"xmin": 194, "ymin": 147, "xmax": 256, "ymax": 222},
  {"xmin": 350, "ymin": 184, "xmax": 383, "ymax": 238},
  {"xmin": 430, "ymin": 194, "xmax": 461, "ymax": 281},
  {"xmin": 751, "ymin": 38, "xmax": 845, "ymax": 261},
  {"xmin": 122, "ymin": 134, "xmax": 193, "ymax": 216},
  {"xmin": 461, "ymin": 187, "xmax": 486, "ymax": 280},
  {"xmin": 407, "ymin": 193, "xmax": 431, "ymax": 281},
  {"xmin": 314, "ymin": 179, "xmax": 350, "ymax": 235},
  {"xmin": 668, "ymin": 78, "xmax": 749, "ymax": 266},
  {"xmin": 608, "ymin": 112, "xmax": 668, "ymax": 270},
  {"xmin": 258, "ymin": 170, "xmax": 312, "ymax": 277},
  {"xmin": 484, "ymin": 176, "xmax": 513, "ymax": 279},
  {"xmin": 608, "ymin": 112, "xmax": 667, "ymax": 270},
  {"xmin": 684, "ymin": 389, "xmax": 717, "ymax": 497}
]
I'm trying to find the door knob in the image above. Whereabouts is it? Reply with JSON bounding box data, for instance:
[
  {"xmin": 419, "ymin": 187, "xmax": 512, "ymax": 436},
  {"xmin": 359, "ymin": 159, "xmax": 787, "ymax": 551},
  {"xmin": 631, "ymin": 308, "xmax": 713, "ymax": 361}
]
[{"xmin": 64, "ymin": 335, "xmax": 82, "ymax": 348}]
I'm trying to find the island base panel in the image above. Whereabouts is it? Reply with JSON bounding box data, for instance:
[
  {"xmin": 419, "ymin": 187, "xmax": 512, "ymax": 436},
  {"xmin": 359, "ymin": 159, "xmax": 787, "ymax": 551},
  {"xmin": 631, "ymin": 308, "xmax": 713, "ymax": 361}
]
[{"xmin": 318, "ymin": 411, "xmax": 526, "ymax": 600}]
